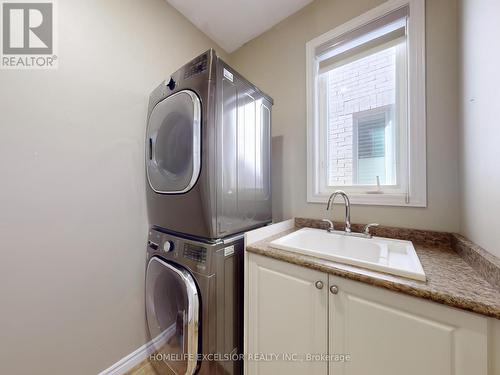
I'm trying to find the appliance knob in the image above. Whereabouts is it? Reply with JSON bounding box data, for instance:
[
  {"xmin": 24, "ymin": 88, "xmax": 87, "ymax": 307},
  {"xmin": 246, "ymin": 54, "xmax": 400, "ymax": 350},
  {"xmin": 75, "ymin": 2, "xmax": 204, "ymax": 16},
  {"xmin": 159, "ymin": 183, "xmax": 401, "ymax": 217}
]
[
  {"xmin": 163, "ymin": 240, "xmax": 174, "ymax": 253},
  {"xmin": 167, "ymin": 77, "xmax": 176, "ymax": 90}
]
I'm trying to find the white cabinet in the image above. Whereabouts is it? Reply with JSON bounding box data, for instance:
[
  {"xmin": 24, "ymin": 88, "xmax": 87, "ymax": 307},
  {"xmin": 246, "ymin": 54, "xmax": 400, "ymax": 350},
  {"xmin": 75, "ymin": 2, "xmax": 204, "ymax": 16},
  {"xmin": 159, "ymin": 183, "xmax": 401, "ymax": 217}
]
[
  {"xmin": 246, "ymin": 252, "xmax": 489, "ymax": 375},
  {"xmin": 246, "ymin": 253, "xmax": 328, "ymax": 375},
  {"xmin": 329, "ymin": 275, "xmax": 488, "ymax": 375}
]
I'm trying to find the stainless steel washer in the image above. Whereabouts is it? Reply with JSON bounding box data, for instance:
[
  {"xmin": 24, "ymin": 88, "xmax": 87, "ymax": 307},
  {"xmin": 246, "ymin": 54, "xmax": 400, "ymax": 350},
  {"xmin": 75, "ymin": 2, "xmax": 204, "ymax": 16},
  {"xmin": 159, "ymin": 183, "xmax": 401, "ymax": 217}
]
[{"xmin": 146, "ymin": 228, "xmax": 243, "ymax": 375}]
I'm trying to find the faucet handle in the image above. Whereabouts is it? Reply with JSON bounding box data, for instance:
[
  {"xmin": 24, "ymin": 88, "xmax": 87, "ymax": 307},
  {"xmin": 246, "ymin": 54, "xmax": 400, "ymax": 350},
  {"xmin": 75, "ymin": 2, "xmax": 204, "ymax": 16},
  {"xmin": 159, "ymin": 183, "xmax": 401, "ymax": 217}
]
[
  {"xmin": 321, "ymin": 219, "xmax": 334, "ymax": 232},
  {"xmin": 363, "ymin": 223, "xmax": 379, "ymax": 237}
]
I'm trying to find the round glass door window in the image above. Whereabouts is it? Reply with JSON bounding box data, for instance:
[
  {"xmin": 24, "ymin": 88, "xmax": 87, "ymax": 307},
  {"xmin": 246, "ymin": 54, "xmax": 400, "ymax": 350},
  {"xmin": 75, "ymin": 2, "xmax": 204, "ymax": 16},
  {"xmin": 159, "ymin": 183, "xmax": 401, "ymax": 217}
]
[
  {"xmin": 146, "ymin": 257, "xmax": 200, "ymax": 374},
  {"xmin": 147, "ymin": 90, "xmax": 201, "ymax": 194}
]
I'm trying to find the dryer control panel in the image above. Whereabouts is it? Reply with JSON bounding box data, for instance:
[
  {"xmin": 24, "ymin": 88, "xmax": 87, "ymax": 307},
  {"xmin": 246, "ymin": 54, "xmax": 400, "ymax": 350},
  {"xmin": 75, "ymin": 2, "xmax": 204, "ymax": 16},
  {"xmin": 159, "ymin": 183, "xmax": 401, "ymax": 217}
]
[
  {"xmin": 183, "ymin": 243, "xmax": 207, "ymax": 263},
  {"xmin": 184, "ymin": 53, "xmax": 208, "ymax": 79}
]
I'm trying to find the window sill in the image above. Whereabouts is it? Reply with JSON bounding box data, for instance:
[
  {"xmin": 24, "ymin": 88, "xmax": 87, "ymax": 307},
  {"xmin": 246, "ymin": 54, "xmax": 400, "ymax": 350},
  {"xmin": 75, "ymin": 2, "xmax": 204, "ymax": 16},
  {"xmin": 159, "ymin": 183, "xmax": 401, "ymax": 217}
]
[{"xmin": 307, "ymin": 192, "xmax": 426, "ymax": 207}]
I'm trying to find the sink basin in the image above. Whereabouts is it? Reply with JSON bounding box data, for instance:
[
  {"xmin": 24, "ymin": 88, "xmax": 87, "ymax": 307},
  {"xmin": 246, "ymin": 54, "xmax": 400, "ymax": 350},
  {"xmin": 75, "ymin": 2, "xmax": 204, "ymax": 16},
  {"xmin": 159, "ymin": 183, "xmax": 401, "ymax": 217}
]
[{"xmin": 270, "ymin": 228, "xmax": 426, "ymax": 281}]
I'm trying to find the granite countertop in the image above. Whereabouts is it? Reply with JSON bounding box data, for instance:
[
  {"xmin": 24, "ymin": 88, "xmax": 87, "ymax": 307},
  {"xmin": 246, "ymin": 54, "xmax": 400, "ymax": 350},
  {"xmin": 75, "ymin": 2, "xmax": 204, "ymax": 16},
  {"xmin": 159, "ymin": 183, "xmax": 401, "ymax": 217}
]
[{"xmin": 246, "ymin": 220, "xmax": 500, "ymax": 320}]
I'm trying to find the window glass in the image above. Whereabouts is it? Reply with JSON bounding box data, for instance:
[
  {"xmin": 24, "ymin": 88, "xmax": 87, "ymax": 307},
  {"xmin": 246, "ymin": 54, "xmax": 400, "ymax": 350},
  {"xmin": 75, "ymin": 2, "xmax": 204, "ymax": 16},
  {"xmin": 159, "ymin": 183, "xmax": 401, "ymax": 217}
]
[{"xmin": 320, "ymin": 39, "xmax": 404, "ymax": 189}]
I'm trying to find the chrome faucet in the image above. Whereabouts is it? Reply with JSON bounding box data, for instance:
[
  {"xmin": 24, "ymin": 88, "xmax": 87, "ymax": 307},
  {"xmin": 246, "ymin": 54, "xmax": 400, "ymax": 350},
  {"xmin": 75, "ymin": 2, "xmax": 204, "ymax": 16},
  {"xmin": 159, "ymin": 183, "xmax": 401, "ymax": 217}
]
[
  {"xmin": 363, "ymin": 223, "xmax": 380, "ymax": 238},
  {"xmin": 326, "ymin": 190, "xmax": 351, "ymax": 232},
  {"xmin": 322, "ymin": 190, "xmax": 379, "ymax": 238}
]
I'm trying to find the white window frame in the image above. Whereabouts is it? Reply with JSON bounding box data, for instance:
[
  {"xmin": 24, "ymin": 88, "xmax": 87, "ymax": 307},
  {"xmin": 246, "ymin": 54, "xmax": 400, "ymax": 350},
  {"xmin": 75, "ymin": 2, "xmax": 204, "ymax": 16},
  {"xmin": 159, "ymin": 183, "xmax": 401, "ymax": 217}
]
[{"xmin": 306, "ymin": 0, "xmax": 426, "ymax": 207}]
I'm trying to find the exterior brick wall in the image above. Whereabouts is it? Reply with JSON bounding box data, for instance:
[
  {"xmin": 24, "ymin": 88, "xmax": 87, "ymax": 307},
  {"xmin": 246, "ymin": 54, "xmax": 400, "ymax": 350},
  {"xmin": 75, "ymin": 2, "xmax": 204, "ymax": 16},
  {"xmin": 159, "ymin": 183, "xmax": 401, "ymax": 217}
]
[{"xmin": 326, "ymin": 46, "xmax": 396, "ymax": 186}]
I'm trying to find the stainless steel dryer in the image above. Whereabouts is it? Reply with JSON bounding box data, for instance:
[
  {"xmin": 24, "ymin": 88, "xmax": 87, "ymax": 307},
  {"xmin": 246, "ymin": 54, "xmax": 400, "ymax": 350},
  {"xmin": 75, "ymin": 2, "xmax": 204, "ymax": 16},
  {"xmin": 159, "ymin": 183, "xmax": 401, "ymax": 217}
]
[
  {"xmin": 146, "ymin": 228, "xmax": 243, "ymax": 375},
  {"xmin": 146, "ymin": 49, "xmax": 273, "ymax": 240}
]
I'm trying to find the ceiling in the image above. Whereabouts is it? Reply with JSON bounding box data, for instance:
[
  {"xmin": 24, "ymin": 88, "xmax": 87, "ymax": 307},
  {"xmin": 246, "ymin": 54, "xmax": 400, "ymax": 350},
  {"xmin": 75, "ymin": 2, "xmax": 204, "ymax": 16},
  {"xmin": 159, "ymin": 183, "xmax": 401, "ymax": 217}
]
[{"xmin": 166, "ymin": 0, "xmax": 314, "ymax": 53}]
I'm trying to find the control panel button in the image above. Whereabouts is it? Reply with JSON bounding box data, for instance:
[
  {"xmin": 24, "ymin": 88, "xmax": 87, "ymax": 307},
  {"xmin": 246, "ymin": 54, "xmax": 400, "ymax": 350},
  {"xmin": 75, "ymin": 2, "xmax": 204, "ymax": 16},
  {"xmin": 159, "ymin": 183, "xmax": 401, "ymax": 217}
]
[
  {"xmin": 163, "ymin": 240, "xmax": 174, "ymax": 253},
  {"xmin": 166, "ymin": 77, "xmax": 176, "ymax": 90}
]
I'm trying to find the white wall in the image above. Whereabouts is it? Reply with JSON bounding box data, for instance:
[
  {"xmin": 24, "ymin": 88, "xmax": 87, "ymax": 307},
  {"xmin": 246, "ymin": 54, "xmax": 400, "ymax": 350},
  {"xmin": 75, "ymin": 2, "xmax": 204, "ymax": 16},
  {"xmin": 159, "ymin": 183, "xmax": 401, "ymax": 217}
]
[
  {"xmin": 459, "ymin": 0, "xmax": 500, "ymax": 258},
  {"xmin": 0, "ymin": 0, "xmax": 225, "ymax": 374},
  {"xmin": 230, "ymin": 0, "xmax": 460, "ymax": 231}
]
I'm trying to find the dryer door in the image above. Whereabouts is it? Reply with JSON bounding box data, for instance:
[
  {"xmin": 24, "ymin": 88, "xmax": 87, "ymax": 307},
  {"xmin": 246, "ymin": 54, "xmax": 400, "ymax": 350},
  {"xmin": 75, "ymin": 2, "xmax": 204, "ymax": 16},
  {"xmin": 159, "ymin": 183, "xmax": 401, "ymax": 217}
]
[
  {"xmin": 146, "ymin": 90, "xmax": 201, "ymax": 194},
  {"xmin": 146, "ymin": 257, "xmax": 200, "ymax": 375}
]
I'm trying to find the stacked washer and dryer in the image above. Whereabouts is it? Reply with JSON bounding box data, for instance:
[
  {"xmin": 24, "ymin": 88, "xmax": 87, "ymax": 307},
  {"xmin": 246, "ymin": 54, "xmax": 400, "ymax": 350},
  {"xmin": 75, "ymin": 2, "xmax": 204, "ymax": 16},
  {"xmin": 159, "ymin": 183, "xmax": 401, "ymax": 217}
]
[{"xmin": 144, "ymin": 50, "xmax": 273, "ymax": 375}]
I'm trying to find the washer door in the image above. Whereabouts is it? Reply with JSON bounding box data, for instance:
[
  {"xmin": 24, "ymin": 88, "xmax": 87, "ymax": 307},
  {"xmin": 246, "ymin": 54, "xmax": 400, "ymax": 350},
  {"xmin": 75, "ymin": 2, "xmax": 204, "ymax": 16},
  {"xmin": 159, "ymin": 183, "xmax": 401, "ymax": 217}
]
[
  {"xmin": 146, "ymin": 90, "xmax": 201, "ymax": 194},
  {"xmin": 146, "ymin": 257, "xmax": 200, "ymax": 375}
]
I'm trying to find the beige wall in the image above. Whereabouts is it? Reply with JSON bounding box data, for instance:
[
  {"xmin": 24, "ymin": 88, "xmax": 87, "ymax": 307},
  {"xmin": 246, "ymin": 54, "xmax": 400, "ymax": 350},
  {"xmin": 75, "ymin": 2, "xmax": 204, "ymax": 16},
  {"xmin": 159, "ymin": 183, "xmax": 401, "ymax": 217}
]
[
  {"xmin": 3, "ymin": 0, "xmax": 497, "ymax": 373},
  {"xmin": 0, "ymin": 1, "xmax": 225, "ymax": 374},
  {"xmin": 458, "ymin": 0, "xmax": 500, "ymax": 258},
  {"xmin": 229, "ymin": 0, "xmax": 460, "ymax": 231}
]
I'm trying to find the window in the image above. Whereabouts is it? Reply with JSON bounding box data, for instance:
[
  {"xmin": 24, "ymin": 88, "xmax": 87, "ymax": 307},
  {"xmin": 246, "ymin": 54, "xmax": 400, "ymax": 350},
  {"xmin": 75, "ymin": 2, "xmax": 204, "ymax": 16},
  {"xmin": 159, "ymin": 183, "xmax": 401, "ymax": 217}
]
[
  {"xmin": 353, "ymin": 106, "xmax": 393, "ymax": 186},
  {"xmin": 306, "ymin": 0, "xmax": 426, "ymax": 206}
]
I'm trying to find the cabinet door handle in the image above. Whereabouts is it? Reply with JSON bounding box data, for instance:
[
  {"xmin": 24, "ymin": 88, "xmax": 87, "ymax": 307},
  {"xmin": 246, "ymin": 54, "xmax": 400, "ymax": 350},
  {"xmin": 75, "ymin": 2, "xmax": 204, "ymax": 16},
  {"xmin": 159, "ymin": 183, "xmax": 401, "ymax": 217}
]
[
  {"xmin": 330, "ymin": 285, "xmax": 339, "ymax": 294},
  {"xmin": 315, "ymin": 281, "xmax": 324, "ymax": 289}
]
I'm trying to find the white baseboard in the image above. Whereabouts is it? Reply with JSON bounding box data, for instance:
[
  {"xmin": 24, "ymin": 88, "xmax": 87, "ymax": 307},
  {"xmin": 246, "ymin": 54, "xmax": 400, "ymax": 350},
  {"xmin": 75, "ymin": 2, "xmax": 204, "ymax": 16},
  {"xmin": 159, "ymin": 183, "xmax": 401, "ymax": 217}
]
[
  {"xmin": 98, "ymin": 326, "xmax": 174, "ymax": 375},
  {"xmin": 97, "ymin": 340, "xmax": 155, "ymax": 375}
]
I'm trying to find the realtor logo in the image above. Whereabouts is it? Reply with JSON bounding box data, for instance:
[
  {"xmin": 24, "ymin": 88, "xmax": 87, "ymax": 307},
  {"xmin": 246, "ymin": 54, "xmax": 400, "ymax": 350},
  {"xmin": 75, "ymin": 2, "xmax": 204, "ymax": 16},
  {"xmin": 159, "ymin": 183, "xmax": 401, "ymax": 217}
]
[{"xmin": 1, "ymin": 0, "xmax": 57, "ymax": 69}]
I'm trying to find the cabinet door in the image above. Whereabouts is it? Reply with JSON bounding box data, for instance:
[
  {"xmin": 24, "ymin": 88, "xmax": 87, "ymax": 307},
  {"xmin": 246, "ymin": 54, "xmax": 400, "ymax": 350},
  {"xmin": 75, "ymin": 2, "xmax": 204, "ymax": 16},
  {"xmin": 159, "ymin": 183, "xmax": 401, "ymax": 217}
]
[
  {"xmin": 247, "ymin": 253, "xmax": 328, "ymax": 375},
  {"xmin": 328, "ymin": 275, "xmax": 488, "ymax": 375}
]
